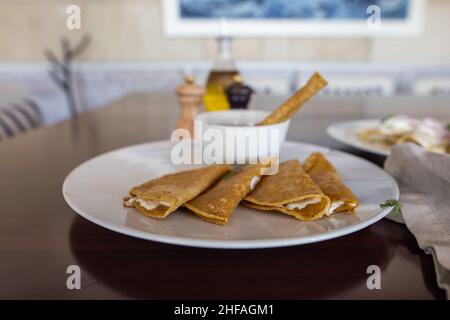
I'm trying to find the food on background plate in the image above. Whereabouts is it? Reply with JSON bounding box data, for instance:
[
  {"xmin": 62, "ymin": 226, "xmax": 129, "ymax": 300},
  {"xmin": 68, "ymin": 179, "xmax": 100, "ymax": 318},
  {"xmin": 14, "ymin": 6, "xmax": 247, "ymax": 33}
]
[
  {"xmin": 124, "ymin": 164, "xmax": 231, "ymax": 218},
  {"xmin": 303, "ymin": 152, "xmax": 359, "ymax": 215},
  {"xmin": 184, "ymin": 163, "xmax": 266, "ymax": 225},
  {"xmin": 359, "ymin": 115, "xmax": 450, "ymax": 154},
  {"xmin": 257, "ymin": 72, "xmax": 328, "ymax": 125},
  {"xmin": 243, "ymin": 160, "xmax": 331, "ymax": 221}
]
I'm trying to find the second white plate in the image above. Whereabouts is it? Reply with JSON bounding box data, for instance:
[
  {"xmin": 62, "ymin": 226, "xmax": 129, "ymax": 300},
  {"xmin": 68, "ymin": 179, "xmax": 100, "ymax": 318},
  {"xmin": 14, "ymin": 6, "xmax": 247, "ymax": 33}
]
[
  {"xmin": 327, "ymin": 119, "xmax": 390, "ymax": 156},
  {"xmin": 63, "ymin": 141, "xmax": 399, "ymax": 249}
]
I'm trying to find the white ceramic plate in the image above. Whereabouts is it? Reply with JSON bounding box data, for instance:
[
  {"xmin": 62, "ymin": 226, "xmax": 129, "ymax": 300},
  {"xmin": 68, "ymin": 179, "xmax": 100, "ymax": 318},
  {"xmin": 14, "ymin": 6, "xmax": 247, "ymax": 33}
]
[
  {"xmin": 63, "ymin": 141, "xmax": 399, "ymax": 249},
  {"xmin": 327, "ymin": 119, "xmax": 390, "ymax": 156}
]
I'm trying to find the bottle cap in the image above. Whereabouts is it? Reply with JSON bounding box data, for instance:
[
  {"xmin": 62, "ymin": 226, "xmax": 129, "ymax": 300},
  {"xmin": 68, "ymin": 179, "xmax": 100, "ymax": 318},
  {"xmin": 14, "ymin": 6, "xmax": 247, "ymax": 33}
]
[{"xmin": 232, "ymin": 74, "xmax": 243, "ymax": 84}]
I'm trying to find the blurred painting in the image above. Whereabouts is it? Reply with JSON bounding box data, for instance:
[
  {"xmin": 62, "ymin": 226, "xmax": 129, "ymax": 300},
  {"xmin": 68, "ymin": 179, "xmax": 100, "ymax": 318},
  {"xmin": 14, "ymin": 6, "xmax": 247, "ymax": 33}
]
[
  {"xmin": 180, "ymin": 0, "xmax": 409, "ymax": 19},
  {"xmin": 163, "ymin": 0, "xmax": 424, "ymax": 37}
]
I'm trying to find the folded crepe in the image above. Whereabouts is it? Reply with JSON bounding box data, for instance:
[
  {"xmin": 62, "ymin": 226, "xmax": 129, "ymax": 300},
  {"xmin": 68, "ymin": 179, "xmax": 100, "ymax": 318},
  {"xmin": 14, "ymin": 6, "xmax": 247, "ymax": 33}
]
[
  {"xmin": 244, "ymin": 160, "xmax": 330, "ymax": 221},
  {"xmin": 184, "ymin": 164, "xmax": 265, "ymax": 225},
  {"xmin": 302, "ymin": 152, "xmax": 359, "ymax": 215},
  {"xmin": 124, "ymin": 164, "xmax": 231, "ymax": 219}
]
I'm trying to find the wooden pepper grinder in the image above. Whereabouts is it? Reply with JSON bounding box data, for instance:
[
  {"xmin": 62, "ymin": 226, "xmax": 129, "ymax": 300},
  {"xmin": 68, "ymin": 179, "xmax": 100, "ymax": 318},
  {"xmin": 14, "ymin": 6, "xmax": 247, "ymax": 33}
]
[{"xmin": 176, "ymin": 75, "xmax": 205, "ymax": 139}]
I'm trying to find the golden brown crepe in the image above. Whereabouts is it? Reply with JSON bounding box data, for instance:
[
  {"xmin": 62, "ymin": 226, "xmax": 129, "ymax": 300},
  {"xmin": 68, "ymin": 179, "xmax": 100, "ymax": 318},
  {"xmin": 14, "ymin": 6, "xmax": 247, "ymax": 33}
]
[
  {"xmin": 257, "ymin": 72, "xmax": 328, "ymax": 125},
  {"xmin": 184, "ymin": 164, "xmax": 266, "ymax": 225},
  {"xmin": 124, "ymin": 164, "xmax": 231, "ymax": 219},
  {"xmin": 244, "ymin": 160, "xmax": 330, "ymax": 221},
  {"xmin": 302, "ymin": 152, "xmax": 359, "ymax": 214}
]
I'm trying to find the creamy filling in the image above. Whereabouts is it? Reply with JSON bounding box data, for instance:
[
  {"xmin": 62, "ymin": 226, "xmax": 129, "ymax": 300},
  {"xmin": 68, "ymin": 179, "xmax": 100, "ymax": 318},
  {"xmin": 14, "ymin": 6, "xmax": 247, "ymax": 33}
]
[
  {"xmin": 379, "ymin": 115, "xmax": 417, "ymax": 136},
  {"xmin": 327, "ymin": 200, "xmax": 344, "ymax": 215},
  {"xmin": 284, "ymin": 197, "xmax": 321, "ymax": 211},
  {"xmin": 250, "ymin": 176, "xmax": 261, "ymax": 190},
  {"xmin": 409, "ymin": 119, "xmax": 445, "ymax": 149},
  {"xmin": 125, "ymin": 197, "xmax": 171, "ymax": 211}
]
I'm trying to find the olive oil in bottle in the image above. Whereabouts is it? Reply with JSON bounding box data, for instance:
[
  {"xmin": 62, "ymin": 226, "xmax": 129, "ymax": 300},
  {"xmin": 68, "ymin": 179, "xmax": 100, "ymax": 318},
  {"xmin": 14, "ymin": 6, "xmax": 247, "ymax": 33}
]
[
  {"xmin": 204, "ymin": 70, "xmax": 239, "ymax": 111},
  {"xmin": 203, "ymin": 19, "xmax": 240, "ymax": 111}
]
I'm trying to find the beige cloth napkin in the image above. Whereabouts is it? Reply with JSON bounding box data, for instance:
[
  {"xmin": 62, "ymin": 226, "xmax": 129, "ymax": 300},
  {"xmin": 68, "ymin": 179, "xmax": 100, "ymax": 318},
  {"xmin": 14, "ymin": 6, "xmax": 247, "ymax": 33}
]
[{"xmin": 384, "ymin": 143, "xmax": 450, "ymax": 298}]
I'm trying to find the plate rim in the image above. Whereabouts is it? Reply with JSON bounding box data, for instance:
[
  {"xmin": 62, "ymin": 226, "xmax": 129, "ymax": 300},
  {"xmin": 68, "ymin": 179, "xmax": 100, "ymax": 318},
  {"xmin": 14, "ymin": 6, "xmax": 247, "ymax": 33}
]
[
  {"xmin": 63, "ymin": 140, "xmax": 399, "ymax": 249},
  {"xmin": 327, "ymin": 119, "xmax": 390, "ymax": 156}
]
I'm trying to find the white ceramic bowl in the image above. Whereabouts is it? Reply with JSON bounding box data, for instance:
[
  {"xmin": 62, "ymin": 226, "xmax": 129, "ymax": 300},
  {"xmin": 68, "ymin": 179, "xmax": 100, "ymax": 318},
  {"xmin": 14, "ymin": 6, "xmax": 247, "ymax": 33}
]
[{"xmin": 194, "ymin": 110, "xmax": 290, "ymax": 163}]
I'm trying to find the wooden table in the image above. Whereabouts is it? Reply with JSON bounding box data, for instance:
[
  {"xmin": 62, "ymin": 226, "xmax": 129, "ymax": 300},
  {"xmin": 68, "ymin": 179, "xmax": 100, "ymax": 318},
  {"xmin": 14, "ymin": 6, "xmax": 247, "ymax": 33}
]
[{"xmin": 0, "ymin": 93, "xmax": 448, "ymax": 299}]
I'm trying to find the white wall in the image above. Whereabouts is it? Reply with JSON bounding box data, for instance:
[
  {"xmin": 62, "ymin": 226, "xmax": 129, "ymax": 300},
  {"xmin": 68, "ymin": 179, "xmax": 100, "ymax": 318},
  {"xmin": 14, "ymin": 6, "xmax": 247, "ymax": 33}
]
[{"xmin": 0, "ymin": 0, "xmax": 449, "ymax": 64}]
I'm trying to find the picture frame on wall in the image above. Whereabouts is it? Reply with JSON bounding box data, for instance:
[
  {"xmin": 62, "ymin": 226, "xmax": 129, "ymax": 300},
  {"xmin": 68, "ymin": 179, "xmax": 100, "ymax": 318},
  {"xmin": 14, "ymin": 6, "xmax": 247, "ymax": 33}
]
[{"xmin": 163, "ymin": 0, "xmax": 425, "ymax": 38}]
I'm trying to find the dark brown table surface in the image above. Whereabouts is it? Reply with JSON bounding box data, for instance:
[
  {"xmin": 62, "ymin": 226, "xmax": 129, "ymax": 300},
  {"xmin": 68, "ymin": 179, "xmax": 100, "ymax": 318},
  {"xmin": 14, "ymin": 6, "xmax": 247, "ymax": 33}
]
[{"xmin": 1, "ymin": 93, "xmax": 448, "ymax": 299}]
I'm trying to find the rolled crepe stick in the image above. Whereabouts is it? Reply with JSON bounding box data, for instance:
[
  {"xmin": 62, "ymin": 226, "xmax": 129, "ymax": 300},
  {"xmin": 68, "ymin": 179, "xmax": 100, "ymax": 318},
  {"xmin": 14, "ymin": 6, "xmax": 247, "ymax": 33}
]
[
  {"xmin": 302, "ymin": 152, "xmax": 359, "ymax": 214},
  {"xmin": 257, "ymin": 72, "xmax": 328, "ymax": 126},
  {"xmin": 124, "ymin": 164, "xmax": 231, "ymax": 219}
]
